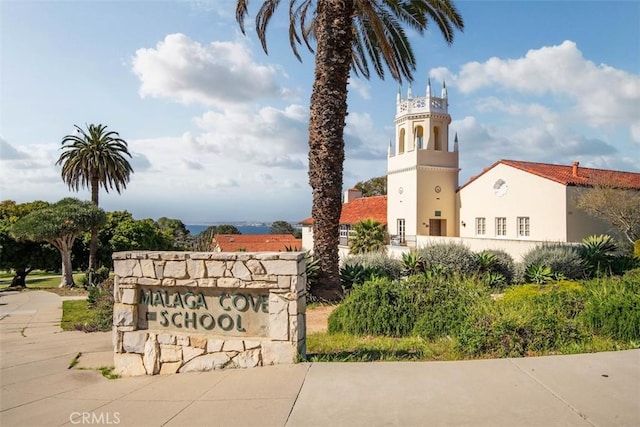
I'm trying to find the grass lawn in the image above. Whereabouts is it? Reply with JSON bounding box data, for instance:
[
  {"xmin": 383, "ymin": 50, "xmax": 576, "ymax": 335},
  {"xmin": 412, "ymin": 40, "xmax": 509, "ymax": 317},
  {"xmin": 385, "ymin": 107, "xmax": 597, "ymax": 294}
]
[
  {"xmin": 61, "ymin": 300, "xmax": 96, "ymax": 331},
  {"xmin": 0, "ymin": 272, "xmax": 88, "ymax": 296},
  {"xmin": 306, "ymin": 332, "xmax": 464, "ymax": 362}
]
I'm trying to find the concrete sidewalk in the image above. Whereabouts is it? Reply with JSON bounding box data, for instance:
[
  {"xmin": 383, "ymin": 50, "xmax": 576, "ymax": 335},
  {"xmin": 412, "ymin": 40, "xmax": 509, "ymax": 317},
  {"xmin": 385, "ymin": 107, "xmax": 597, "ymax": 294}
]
[{"xmin": 1, "ymin": 290, "xmax": 638, "ymax": 426}]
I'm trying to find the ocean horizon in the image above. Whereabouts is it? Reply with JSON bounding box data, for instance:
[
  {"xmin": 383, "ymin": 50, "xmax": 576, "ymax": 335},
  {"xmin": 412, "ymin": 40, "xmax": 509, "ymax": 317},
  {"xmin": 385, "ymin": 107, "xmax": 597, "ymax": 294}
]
[{"xmin": 186, "ymin": 224, "xmax": 272, "ymax": 236}]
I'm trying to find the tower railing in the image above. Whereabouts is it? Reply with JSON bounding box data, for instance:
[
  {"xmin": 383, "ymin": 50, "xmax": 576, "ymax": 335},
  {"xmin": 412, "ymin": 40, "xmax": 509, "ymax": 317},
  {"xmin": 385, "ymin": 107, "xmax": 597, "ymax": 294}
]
[{"xmin": 397, "ymin": 96, "xmax": 447, "ymax": 115}]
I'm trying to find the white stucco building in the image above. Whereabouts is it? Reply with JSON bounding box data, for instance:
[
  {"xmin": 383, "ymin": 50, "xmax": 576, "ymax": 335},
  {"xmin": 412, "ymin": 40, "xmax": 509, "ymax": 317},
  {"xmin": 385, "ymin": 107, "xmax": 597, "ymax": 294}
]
[{"xmin": 301, "ymin": 79, "xmax": 640, "ymax": 261}]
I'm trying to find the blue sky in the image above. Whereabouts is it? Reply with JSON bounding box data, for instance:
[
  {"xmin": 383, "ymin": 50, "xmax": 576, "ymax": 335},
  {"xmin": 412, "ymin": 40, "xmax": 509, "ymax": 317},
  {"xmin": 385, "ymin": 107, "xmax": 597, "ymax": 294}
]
[{"xmin": 1, "ymin": 1, "xmax": 638, "ymax": 224}]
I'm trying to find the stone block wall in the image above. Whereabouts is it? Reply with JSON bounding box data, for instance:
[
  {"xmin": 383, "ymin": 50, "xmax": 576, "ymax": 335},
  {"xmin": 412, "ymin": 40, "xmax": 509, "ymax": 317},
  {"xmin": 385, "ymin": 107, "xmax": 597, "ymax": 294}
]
[{"xmin": 112, "ymin": 251, "xmax": 306, "ymax": 376}]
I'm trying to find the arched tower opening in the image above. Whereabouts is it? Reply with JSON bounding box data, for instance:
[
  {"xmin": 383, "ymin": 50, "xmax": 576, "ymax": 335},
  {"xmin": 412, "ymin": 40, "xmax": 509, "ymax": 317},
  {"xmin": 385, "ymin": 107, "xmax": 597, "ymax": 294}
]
[
  {"xmin": 415, "ymin": 126, "xmax": 424, "ymax": 149},
  {"xmin": 434, "ymin": 126, "xmax": 442, "ymax": 151},
  {"xmin": 398, "ymin": 128, "xmax": 406, "ymax": 154}
]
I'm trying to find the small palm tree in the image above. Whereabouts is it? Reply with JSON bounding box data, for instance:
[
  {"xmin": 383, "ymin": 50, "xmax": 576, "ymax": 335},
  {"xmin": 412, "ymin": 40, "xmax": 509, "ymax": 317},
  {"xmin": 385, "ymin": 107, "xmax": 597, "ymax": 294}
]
[
  {"xmin": 236, "ymin": 0, "xmax": 464, "ymax": 300},
  {"xmin": 57, "ymin": 124, "xmax": 133, "ymax": 269},
  {"xmin": 349, "ymin": 218, "xmax": 387, "ymax": 254}
]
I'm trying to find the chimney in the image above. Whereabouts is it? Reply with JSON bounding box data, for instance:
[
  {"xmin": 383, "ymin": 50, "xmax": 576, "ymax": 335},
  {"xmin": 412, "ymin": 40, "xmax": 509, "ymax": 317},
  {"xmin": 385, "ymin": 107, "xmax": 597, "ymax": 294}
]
[
  {"xmin": 343, "ymin": 188, "xmax": 362, "ymax": 204},
  {"xmin": 572, "ymin": 161, "xmax": 579, "ymax": 177}
]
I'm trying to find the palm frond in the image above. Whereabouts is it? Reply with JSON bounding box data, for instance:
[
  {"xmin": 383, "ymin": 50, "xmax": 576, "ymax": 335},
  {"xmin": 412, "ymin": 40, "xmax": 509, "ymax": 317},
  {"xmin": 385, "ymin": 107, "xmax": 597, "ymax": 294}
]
[{"xmin": 256, "ymin": 0, "xmax": 282, "ymax": 54}]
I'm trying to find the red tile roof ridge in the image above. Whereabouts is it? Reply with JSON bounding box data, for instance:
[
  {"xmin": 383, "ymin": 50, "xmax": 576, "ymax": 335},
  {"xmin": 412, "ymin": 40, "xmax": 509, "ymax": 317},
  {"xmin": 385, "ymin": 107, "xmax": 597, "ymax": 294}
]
[
  {"xmin": 299, "ymin": 195, "xmax": 388, "ymax": 225},
  {"xmin": 459, "ymin": 159, "xmax": 640, "ymax": 190}
]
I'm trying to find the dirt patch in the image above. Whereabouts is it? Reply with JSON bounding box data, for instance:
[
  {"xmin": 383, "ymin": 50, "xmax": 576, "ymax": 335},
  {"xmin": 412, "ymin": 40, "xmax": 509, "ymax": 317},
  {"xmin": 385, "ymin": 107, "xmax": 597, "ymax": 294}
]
[
  {"xmin": 34, "ymin": 287, "xmax": 88, "ymax": 297},
  {"xmin": 306, "ymin": 305, "xmax": 338, "ymax": 333}
]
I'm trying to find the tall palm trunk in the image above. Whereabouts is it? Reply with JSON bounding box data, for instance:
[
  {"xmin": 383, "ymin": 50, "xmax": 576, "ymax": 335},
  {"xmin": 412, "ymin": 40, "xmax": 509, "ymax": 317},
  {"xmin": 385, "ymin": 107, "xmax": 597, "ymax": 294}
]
[
  {"xmin": 89, "ymin": 177, "xmax": 100, "ymax": 269},
  {"xmin": 308, "ymin": 0, "xmax": 355, "ymax": 300}
]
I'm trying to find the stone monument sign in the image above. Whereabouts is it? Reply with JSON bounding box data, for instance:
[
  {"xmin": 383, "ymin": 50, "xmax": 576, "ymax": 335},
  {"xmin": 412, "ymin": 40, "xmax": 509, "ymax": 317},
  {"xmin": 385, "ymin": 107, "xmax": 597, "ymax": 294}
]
[{"xmin": 112, "ymin": 251, "xmax": 306, "ymax": 376}]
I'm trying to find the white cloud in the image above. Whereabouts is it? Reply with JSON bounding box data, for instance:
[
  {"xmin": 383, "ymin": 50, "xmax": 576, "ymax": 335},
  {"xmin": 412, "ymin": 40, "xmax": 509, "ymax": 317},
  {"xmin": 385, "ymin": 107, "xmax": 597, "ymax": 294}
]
[
  {"xmin": 440, "ymin": 41, "xmax": 640, "ymax": 141},
  {"xmin": 344, "ymin": 112, "xmax": 388, "ymax": 160},
  {"xmin": 0, "ymin": 137, "xmax": 28, "ymax": 160},
  {"xmin": 451, "ymin": 115, "xmax": 629, "ymax": 184},
  {"xmin": 348, "ymin": 77, "xmax": 372, "ymax": 100},
  {"xmin": 132, "ymin": 33, "xmax": 288, "ymax": 106},
  {"xmin": 475, "ymin": 97, "xmax": 557, "ymax": 123},
  {"xmin": 191, "ymin": 104, "xmax": 309, "ymax": 169}
]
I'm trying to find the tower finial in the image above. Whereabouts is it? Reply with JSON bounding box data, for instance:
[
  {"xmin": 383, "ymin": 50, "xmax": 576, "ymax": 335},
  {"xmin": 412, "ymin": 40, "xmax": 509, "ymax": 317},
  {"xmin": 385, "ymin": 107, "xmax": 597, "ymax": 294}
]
[
  {"xmin": 454, "ymin": 132, "xmax": 459, "ymax": 152},
  {"xmin": 388, "ymin": 139, "xmax": 393, "ymax": 157},
  {"xmin": 427, "ymin": 78, "xmax": 432, "ymax": 98},
  {"xmin": 397, "ymin": 86, "xmax": 401, "ymax": 104},
  {"xmin": 407, "ymin": 83, "xmax": 413, "ymax": 99},
  {"xmin": 441, "ymin": 80, "xmax": 447, "ymax": 98}
]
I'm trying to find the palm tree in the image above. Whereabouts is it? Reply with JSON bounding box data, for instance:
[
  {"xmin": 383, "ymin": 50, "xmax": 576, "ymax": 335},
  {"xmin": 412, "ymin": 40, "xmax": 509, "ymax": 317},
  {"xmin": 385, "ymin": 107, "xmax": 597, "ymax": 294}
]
[
  {"xmin": 236, "ymin": 0, "xmax": 463, "ymax": 299},
  {"xmin": 56, "ymin": 124, "xmax": 133, "ymax": 269},
  {"xmin": 349, "ymin": 218, "xmax": 387, "ymax": 254}
]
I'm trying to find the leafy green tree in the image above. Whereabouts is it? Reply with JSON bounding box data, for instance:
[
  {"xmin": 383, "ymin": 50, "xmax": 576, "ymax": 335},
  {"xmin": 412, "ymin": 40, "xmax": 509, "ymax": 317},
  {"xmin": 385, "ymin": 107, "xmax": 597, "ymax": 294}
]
[
  {"xmin": 57, "ymin": 124, "xmax": 133, "ymax": 269},
  {"xmin": 236, "ymin": 0, "xmax": 463, "ymax": 299},
  {"xmin": 0, "ymin": 200, "xmax": 59, "ymax": 286},
  {"xmin": 216, "ymin": 224, "xmax": 242, "ymax": 235},
  {"xmin": 354, "ymin": 176, "xmax": 387, "ymax": 197},
  {"xmin": 270, "ymin": 220, "xmax": 302, "ymax": 238},
  {"xmin": 156, "ymin": 217, "xmax": 191, "ymax": 249},
  {"xmin": 191, "ymin": 225, "xmax": 242, "ymax": 251},
  {"xmin": 10, "ymin": 198, "xmax": 106, "ymax": 287},
  {"xmin": 349, "ymin": 218, "xmax": 387, "ymax": 254},
  {"xmin": 91, "ymin": 211, "xmax": 178, "ymax": 268}
]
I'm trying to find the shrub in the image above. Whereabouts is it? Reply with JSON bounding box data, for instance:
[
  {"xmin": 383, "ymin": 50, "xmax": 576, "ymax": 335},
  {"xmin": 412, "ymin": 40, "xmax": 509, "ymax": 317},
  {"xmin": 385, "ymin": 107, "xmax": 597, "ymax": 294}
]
[
  {"xmin": 328, "ymin": 278, "xmax": 418, "ymax": 337},
  {"xmin": 609, "ymin": 255, "xmax": 640, "ymax": 276},
  {"xmin": 457, "ymin": 281, "xmax": 586, "ymax": 357},
  {"xmin": 580, "ymin": 273, "xmax": 640, "ymax": 341},
  {"xmin": 521, "ymin": 244, "xmax": 586, "ymax": 280},
  {"xmin": 411, "ymin": 275, "xmax": 489, "ymax": 340},
  {"xmin": 417, "ymin": 243, "xmax": 479, "ymax": 278},
  {"xmin": 480, "ymin": 249, "xmax": 515, "ymax": 285},
  {"xmin": 342, "ymin": 252, "xmax": 403, "ymax": 281},
  {"xmin": 329, "ymin": 274, "xmax": 490, "ymax": 340},
  {"xmin": 78, "ymin": 278, "xmax": 115, "ymax": 332}
]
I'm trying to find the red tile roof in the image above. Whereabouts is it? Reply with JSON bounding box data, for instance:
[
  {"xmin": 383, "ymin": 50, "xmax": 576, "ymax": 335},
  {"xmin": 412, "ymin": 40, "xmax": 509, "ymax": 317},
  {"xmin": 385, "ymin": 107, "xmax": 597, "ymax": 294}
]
[
  {"xmin": 460, "ymin": 160, "xmax": 640, "ymax": 190},
  {"xmin": 300, "ymin": 195, "xmax": 387, "ymax": 226},
  {"xmin": 212, "ymin": 234, "xmax": 302, "ymax": 252}
]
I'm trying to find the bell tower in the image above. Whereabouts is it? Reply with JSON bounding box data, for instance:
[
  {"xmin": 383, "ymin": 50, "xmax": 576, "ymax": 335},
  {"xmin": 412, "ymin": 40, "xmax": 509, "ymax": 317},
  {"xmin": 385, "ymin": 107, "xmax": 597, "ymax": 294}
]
[{"xmin": 387, "ymin": 78, "xmax": 459, "ymax": 246}]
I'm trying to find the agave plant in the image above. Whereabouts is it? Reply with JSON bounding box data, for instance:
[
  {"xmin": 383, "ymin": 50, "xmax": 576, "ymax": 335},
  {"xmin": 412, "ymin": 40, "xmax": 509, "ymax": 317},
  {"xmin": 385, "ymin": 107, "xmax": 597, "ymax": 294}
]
[
  {"xmin": 304, "ymin": 251, "xmax": 320, "ymax": 284},
  {"xmin": 580, "ymin": 235, "xmax": 617, "ymax": 277},
  {"xmin": 524, "ymin": 263, "xmax": 554, "ymax": 284},
  {"xmin": 401, "ymin": 251, "xmax": 424, "ymax": 276},
  {"xmin": 340, "ymin": 263, "xmax": 383, "ymax": 294},
  {"xmin": 482, "ymin": 271, "xmax": 507, "ymax": 290},
  {"xmin": 476, "ymin": 251, "xmax": 498, "ymax": 273}
]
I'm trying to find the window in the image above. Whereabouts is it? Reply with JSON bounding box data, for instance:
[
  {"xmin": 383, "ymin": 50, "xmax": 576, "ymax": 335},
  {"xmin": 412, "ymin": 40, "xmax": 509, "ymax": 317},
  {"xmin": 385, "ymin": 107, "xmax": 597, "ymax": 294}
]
[
  {"xmin": 475, "ymin": 217, "xmax": 486, "ymax": 235},
  {"xmin": 495, "ymin": 217, "xmax": 507, "ymax": 236},
  {"xmin": 517, "ymin": 217, "xmax": 530, "ymax": 237},
  {"xmin": 397, "ymin": 219, "xmax": 406, "ymax": 243}
]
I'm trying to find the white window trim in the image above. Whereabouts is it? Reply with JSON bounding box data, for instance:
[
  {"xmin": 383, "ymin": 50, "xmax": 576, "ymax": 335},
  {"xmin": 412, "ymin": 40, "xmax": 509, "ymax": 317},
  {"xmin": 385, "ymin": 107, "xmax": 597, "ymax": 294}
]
[
  {"xmin": 517, "ymin": 217, "xmax": 530, "ymax": 238},
  {"xmin": 495, "ymin": 217, "xmax": 507, "ymax": 237},
  {"xmin": 475, "ymin": 217, "xmax": 486, "ymax": 236}
]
